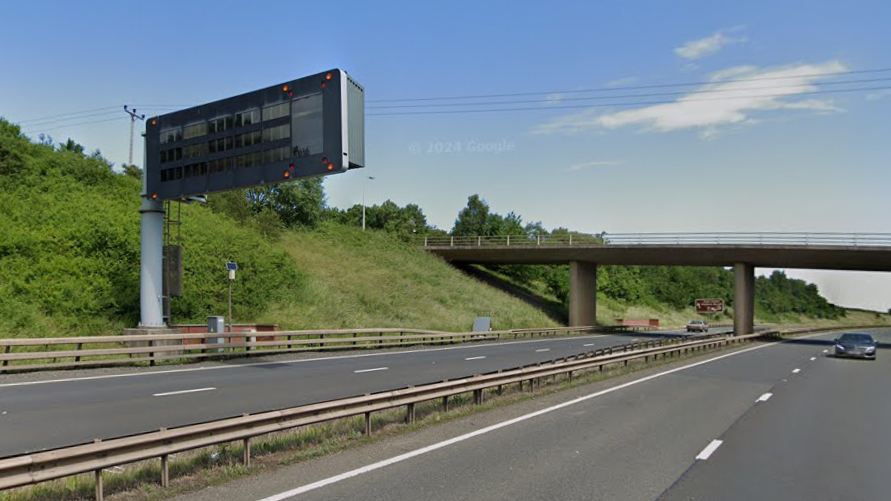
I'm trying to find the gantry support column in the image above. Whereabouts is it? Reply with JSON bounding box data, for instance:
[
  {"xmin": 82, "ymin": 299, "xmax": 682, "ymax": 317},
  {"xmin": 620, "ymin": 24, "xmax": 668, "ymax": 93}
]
[
  {"xmin": 733, "ymin": 262, "xmax": 755, "ymax": 335},
  {"xmin": 569, "ymin": 261, "xmax": 597, "ymax": 327},
  {"xmin": 139, "ymin": 136, "xmax": 165, "ymax": 327}
]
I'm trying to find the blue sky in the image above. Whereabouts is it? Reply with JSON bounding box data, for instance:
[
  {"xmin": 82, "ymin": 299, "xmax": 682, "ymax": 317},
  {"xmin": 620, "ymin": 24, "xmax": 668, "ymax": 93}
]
[{"xmin": 1, "ymin": 0, "xmax": 890, "ymax": 310}]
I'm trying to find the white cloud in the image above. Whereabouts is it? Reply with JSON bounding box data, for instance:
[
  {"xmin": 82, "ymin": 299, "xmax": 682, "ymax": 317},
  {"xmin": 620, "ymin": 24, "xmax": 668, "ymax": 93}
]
[
  {"xmin": 533, "ymin": 61, "xmax": 848, "ymax": 137},
  {"xmin": 545, "ymin": 93, "xmax": 565, "ymax": 106},
  {"xmin": 865, "ymin": 89, "xmax": 891, "ymax": 101},
  {"xmin": 568, "ymin": 160, "xmax": 624, "ymax": 172},
  {"xmin": 675, "ymin": 30, "xmax": 747, "ymax": 60}
]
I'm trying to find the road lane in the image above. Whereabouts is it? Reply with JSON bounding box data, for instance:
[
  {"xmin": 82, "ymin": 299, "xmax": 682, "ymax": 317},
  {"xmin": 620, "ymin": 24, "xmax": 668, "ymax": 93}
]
[
  {"xmin": 181, "ymin": 329, "xmax": 869, "ymax": 501},
  {"xmin": 0, "ymin": 331, "xmax": 671, "ymax": 457},
  {"xmin": 658, "ymin": 330, "xmax": 891, "ymax": 501}
]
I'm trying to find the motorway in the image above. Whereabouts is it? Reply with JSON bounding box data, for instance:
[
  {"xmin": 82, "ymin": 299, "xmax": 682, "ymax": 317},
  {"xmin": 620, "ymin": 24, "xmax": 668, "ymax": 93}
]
[
  {"xmin": 0, "ymin": 330, "xmax": 715, "ymax": 458},
  {"xmin": 168, "ymin": 327, "xmax": 889, "ymax": 501}
]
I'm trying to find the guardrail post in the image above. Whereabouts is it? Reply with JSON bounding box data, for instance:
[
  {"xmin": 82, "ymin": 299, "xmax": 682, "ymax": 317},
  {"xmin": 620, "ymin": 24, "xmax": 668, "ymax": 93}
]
[
  {"xmin": 477, "ymin": 236, "xmax": 481, "ymax": 246},
  {"xmin": 424, "ymin": 236, "xmax": 428, "ymax": 246},
  {"xmin": 149, "ymin": 339, "xmax": 156, "ymax": 367},
  {"xmin": 569, "ymin": 234, "xmax": 573, "ymax": 245},
  {"xmin": 364, "ymin": 411, "xmax": 372, "ymax": 435},
  {"xmin": 74, "ymin": 342, "xmax": 83, "ymax": 363},
  {"xmin": 161, "ymin": 454, "xmax": 170, "ymax": 488},
  {"xmin": 473, "ymin": 389, "xmax": 484, "ymax": 405},
  {"xmin": 95, "ymin": 469, "xmax": 104, "ymax": 501},
  {"xmin": 1, "ymin": 345, "xmax": 10, "ymax": 374},
  {"xmin": 537, "ymin": 235, "xmax": 541, "ymax": 246},
  {"xmin": 406, "ymin": 403, "xmax": 415, "ymax": 424},
  {"xmin": 243, "ymin": 438, "xmax": 251, "ymax": 467},
  {"xmin": 506, "ymin": 235, "xmax": 510, "ymax": 246},
  {"xmin": 442, "ymin": 395, "xmax": 449, "ymax": 412},
  {"xmin": 450, "ymin": 236, "xmax": 454, "ymax": 246}
]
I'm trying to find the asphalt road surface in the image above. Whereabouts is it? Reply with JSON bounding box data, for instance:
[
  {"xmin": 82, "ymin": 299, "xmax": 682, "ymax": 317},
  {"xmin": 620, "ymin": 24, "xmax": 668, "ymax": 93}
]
[
  {"xmin": 0, "ymin": 330, "xmax": 716, "ymax": 458},
  {"xmin": 179, "ymin": 327, "xmax": 888, "ymax": 501}
]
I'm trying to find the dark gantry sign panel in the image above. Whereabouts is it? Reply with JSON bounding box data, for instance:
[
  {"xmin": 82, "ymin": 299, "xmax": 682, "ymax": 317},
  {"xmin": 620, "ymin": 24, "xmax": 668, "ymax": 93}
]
[{"xmin": 145, "ymin": 69, "xmax": 364, "ymax": 201}]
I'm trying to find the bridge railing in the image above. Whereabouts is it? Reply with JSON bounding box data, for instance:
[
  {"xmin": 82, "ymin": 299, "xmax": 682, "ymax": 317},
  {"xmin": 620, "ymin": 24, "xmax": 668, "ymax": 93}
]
[{"xmin": 420, "ymin": 232, "xmax": 891, "ymax": 247}]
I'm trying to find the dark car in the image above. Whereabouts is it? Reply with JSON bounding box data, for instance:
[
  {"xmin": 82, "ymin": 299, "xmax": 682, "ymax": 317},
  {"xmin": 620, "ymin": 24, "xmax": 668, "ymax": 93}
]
[{"xmin": 834, "ymin": 333, "xmax": 877, "ymax": 360}]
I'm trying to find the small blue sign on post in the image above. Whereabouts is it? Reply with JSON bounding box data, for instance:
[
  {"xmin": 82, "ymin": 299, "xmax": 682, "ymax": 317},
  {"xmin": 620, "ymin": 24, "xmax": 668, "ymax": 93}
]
[{"xmin": 226, "ymin": 262, "xmax": 238, "ymax": 272}]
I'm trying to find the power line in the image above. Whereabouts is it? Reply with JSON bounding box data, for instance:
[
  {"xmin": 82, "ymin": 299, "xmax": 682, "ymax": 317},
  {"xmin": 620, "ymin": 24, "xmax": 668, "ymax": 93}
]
[
  {"xmin": 21, "ymin": 109, "xmax": 123, "ymax": 128},
  {"xmin": 367, "ymin": 68, "xmax": 891, "ymax": 103},
  {"xmin": 367, "ymin": 85, "xmax": 891, "ymax": 116},
  {"xmin": 22, "ymin": 116, "xmax": 128, "ymax": 134},
  {"xmin": 16, "ymin": 105, "xmax": 121, "ymax": 124},
  {"xmin": 367, "ymin": 77, "xmax": 891, "ymax": 109}
]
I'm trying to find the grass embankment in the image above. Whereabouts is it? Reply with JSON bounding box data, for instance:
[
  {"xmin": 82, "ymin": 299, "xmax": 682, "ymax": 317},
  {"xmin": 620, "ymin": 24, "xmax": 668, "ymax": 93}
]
[
  {"xmin": 262, "ymin": 224, "xmax": 558, "ymax": 331},
  {"xmin": 0, "ymin": 119, "xmax": 555, "ymax": 339}
]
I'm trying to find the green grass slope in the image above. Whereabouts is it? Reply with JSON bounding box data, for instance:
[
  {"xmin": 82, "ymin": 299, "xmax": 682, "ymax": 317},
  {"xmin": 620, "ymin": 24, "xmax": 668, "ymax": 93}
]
[
  {"xmin": 0, "ymin": 119, "xmax": 556, "ymax": 337},
  {"xmin": 260, "ymin": 224, "xmax": 558, "ymax": 331}
]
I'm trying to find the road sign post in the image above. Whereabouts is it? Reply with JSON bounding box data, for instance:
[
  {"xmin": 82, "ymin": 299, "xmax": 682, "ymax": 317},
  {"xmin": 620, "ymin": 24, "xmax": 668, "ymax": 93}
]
[
  {"xmin": 226, "ymin": 262, "xmax": 237, "ymax": 334},
  {"xmin": 695, "ymin": 299, "xmax": 725, "ymax": 314}
]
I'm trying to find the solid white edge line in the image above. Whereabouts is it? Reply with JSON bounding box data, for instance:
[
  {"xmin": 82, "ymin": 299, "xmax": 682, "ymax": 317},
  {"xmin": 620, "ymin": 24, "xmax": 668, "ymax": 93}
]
[
  {"xmin": 792, "ymin": 368, "xmax": 801, "ymax": 374},
  {"xmin": 695, "ymin": 439, "xmax": 724, "ymax": 460},
  {"xmin": 756, "ymin": 392, "xmax": 772, "ymax": 402},
  {"xmin": 464, "ymin": 356, "xmax": 486, "ymax": 361},
  {"xmin": 0, "ymin": 335, "xmax": 613, "ymax": 388},
  {"xmin": 152, "ymin": 387, "xmax": 216, "ymax": 397},
  {"xmin": 254, "ymin": 334, "xmax": 829, "ymax": 501},
  {"xmin": 353, "ymin": 367, "xmax": 388, "ymax": 374}
]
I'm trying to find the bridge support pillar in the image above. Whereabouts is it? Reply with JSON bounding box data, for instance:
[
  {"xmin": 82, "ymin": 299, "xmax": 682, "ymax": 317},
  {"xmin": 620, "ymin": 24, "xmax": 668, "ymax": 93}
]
[
  {"xmin": 733, "ymin": 263, "xmax": 755, "ymax": 335},
  {"xmin": 569, "ymin": 261, "xmax": 597, "ymax": 327}
]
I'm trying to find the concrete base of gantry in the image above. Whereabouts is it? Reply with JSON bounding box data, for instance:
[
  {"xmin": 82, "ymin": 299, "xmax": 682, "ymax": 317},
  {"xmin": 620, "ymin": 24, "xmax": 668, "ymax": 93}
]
[{"xmin": 569, "ymin": 261, "xmax": 597, "ymax": 327}]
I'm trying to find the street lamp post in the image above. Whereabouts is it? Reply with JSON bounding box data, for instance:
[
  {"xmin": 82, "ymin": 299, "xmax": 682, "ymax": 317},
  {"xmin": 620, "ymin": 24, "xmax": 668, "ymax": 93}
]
[{"xmin": 362, "ymin": 176, "xmax": 375, "ymax": 231}]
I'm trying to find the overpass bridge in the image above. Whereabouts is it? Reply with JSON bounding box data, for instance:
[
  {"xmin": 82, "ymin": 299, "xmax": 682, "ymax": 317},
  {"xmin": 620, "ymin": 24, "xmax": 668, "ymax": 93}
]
[{"xmin": 421, "ymin": 233, "xmax": 891, "ymax": 335}]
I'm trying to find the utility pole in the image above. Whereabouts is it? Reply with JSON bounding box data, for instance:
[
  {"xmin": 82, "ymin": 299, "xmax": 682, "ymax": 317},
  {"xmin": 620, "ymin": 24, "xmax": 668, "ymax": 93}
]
[
  {"xmin": 362, "ymin": 176, "xmax": 375, "ymax": 231},
  {"xmin": 124, "ymin": 105, "xmax": 145, "ymax": 166}
]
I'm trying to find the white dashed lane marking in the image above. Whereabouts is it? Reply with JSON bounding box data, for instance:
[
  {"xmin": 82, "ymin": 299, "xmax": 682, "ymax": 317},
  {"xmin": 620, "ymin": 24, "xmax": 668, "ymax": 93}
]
[
  {"xmin": 353, "ymin": 367, "xmax": 389, "ymax": 374},
  {"xmin": 696, "ymin": 440, "xmax": 724, "ymax": 460},
  {"xmin": 153, "ymin": 387, "xmax": 216, "ymax": 397}
]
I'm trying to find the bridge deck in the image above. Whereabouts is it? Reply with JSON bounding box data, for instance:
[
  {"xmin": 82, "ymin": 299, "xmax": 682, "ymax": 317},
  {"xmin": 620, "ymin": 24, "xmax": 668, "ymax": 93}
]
[{"xmin": 425, "ymin": 244, "xmax": 891, "ymax": 272}]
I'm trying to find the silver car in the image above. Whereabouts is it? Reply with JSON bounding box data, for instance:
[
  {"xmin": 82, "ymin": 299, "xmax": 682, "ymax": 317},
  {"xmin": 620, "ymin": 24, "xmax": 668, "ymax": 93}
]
[
  {"xmin": 686, "ymin": 320, "xmax": 709, "ymax": 333},
  {"xmin": 834, "ymin": 333, "xmax": 877, "ymax": 360}
]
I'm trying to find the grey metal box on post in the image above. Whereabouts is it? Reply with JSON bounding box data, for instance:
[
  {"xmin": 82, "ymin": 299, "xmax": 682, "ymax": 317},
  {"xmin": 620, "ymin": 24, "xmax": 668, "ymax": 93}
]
[{"xmin": 207, "ymin": 316, "xmax": 226, "ymax": 353}]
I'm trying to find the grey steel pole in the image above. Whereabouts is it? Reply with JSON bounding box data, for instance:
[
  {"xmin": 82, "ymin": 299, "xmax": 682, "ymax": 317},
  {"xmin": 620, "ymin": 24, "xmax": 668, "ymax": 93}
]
[
  {"xmin": 128, "ymin": 116, "xmax": 135, "ymax": 166},
  {"xmin": 228, "ymin": 278, "xmax": 233, "ymax": 333},
  {"xmin": 139, "ymin": 133, "xmax": 165, "ymax": 326}
]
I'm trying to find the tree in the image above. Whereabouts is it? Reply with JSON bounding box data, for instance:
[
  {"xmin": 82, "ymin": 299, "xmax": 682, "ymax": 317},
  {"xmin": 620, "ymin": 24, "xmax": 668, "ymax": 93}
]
[
  {"xmin": 121, "ymin": 164, "xmax": 142, "ymax": 180},
  {"xmin": 59, "ymin": 138, "xmax": 85, "ymax": 155},
  {"xmin": 452, "ymin": 194, "xmax": 491, "ymax": 236},
  {"xmin": 247, "ymin": 178, "xmax": 326, "ymax": 229}
]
